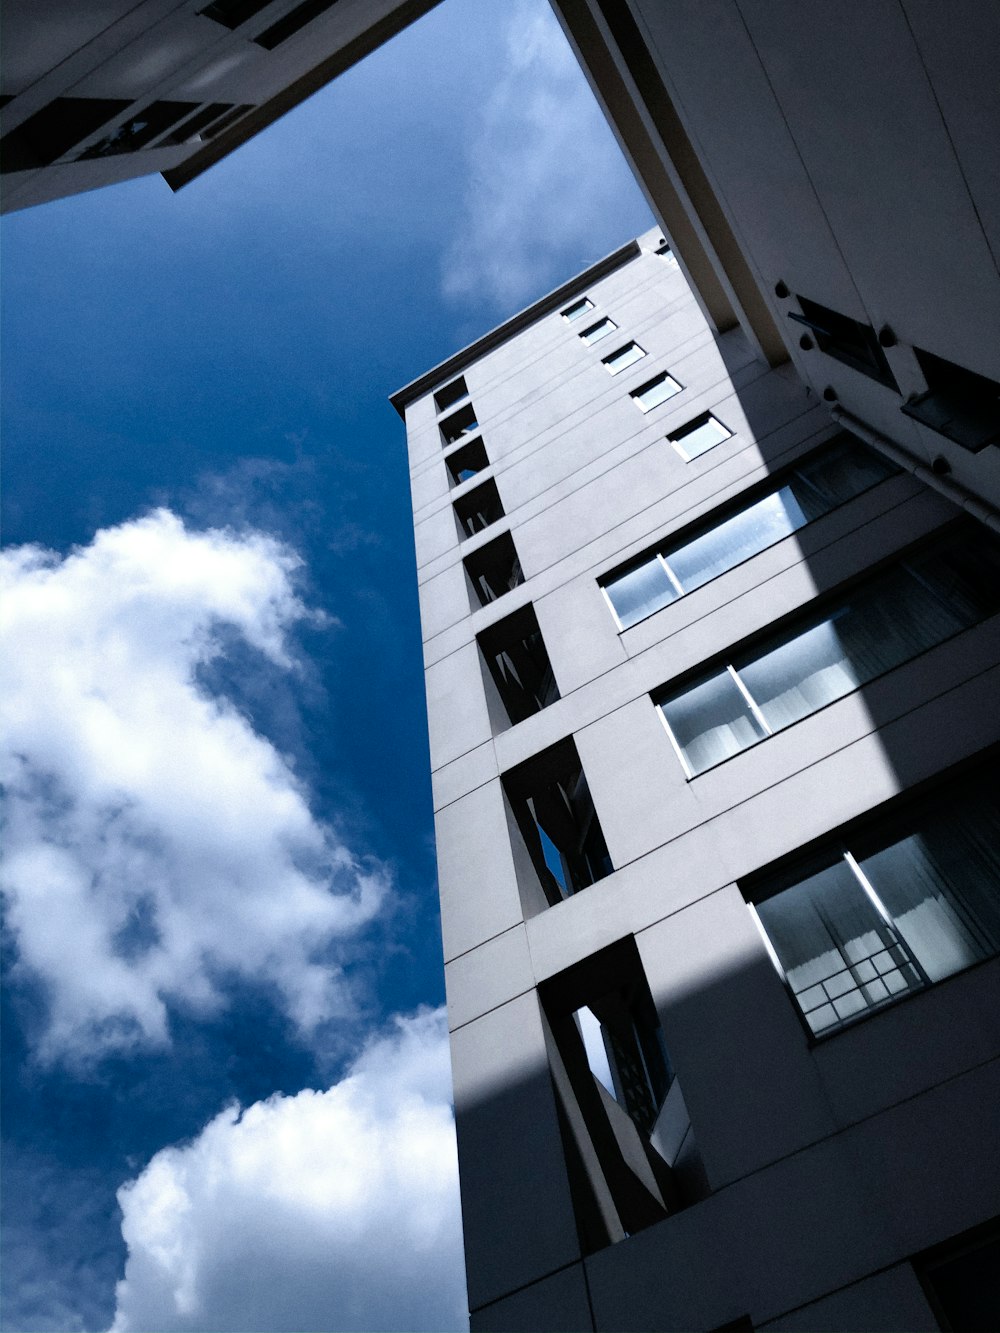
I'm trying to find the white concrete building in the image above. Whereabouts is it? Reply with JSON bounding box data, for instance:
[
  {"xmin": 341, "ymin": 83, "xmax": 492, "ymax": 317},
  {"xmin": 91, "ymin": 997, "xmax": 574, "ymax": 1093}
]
[{"xmin": 391, "ymin": 228, "xmax": 1000, "ymax": 1331}]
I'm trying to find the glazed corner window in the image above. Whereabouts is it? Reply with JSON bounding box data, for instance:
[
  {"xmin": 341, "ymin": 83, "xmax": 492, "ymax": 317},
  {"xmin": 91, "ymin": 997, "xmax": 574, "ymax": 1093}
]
[
  {"xmin": 562, "ymin": 296, "xmax": 594, "ymax": 322},
  {"xmin": 789, "ymin": 295, "xmax": 899, "ymax": 390},
  {"xmin": 901, "ymin": 347, "xmax": 1000, "ymax": 453},
  {"xmin": 453, "ymin": 477, "xmax": 504, "ymax": 539},
  {"xmin": 477, "ymin": 604, "xmax": 560, "ymax": 726},
  {"xmin": 580, "ymin": 318, "xmax": 617, "ymax": 345},
  {"xmin": 434, "ymin": 376, "xmax": 468, "ymax": 414},
  {"xmin": 503, "ymin": 737, "xmax": 613, "ymax": 905},
  {"xmin": 446, "ymin": 437, "xmax": 488, "ymax": 487},
  {"xmin": 440, "ymin": 402, "xmax": 479, "ymax": 447},
  {"xmin": 669, "ymin": 412, "xmax": 731, "ymax": 460},
  {"xmin": 463, "ymin": 530, "xmax": 523, "ymax": 608},
  {"xmin": 603, "ymin": 343, "xmax": 646, "ymax": 375},
  {"xmin": 631, "ymin": 372, "xmax": 682, "ymax": 412},
  {"xmin": 745, "ymin": 778, "xmax": 1000, "ymax": 1038}
]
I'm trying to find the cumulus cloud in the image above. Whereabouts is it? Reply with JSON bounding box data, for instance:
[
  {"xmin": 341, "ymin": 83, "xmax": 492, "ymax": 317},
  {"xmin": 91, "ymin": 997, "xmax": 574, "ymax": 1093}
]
[
  {"xmin": 442, "ymin": 0, "xmax": 649, "ymax": 309},
  {"xmin": 110, "ymin": 1008, "xmax": 466, "ymax": 1333},
  {"xmin": 1, "ymin": 509, "xmax": 386, "ymax": 1062}
]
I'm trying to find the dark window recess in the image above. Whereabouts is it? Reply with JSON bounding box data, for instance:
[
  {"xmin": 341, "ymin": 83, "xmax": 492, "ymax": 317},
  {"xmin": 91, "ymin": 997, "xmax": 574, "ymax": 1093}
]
[
  {"xmin": 76, "ymin": 102, "xmax": 200, "ymax": 159},
  {"xmin": 540, "ymin": 937, "xmax": 703, "ymax": 1253},
  {"xmin": 434, "ymin": 376, "xmax": 468, "ymax": 413},
  {"xmin": 1, "ymin": 98, "xmax": 129, "ymax": 172},
  {"xmin": 161, "ymin": 103, "xmax": 235, "ymax": 145},
  {"xmin": 198, "ymin": 0, "xmax": 274, "ymax": 28},
  {"xmin": 790, "ymin": 295, "xmax": 899, "ymax": 389},
  {"xmin": 254, "ymin": 0, "xmax": 339, "ymax": 48},
  {"xmin": 199, "ymin": 104, "xmax": 254, "ymax": 140},
  {"xmin": 901, "ymin": 347, "xmax": 1000, "ymax": 453},
  {"xmin": 463, "ymin": 530, "xmax": 523, "ymax": 607},
  {"xmin": 0, "ymin": 96, "xmax": 14, "ymax": 110},
  {"xmin": 440, "ymin": 401, "xmax": 479, "ymax": 447},
  {"xmin": 477, "ymin": 604, "xmax": 560, "ymax": 726},
  {"xmin": 446, "ymin": 436, "xmax": 488, "ymax": 487},
  {"xmin": 504, "ymin": 737, "xmax": 613, "ymax": 905},
  {"xmin": 913, "ymin": 1217, "xmax": 1000, "ymax": 1333},
  {"xmin": 453, "ymin": 477, "xmax": 504, "ymax": 538}
]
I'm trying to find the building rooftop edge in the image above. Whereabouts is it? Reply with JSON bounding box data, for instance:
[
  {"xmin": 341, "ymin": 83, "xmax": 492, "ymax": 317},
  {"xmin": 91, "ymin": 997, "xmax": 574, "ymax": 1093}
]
[{"xmin": 388, "ymin": 237, "xmax": 642, "ymax": 418}]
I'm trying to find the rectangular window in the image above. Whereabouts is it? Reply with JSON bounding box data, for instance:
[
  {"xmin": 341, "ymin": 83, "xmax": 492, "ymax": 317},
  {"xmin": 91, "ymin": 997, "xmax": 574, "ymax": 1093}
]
[
  {"xmin": 254, "ymin": 0, "xmax": 338, "ymax": 48},
  {"xmin": 655, "ymin": 241, "xmax": 678, "ymax": 266},
  {"xmin": 463, "ymin": 530, "xmax": 523, "ymax": 608},
  {"xmin": 657, "ymin": 524, "xmax": 1000, "ymax": 776},
  {"xmin": 1, "ymin": 98, "xmax": 130, "ymax": 172},
  {"xmin": 440, "ymin": 402, "xmax": 479, "ymax": 447},
  {"xmin": 580, "ymin": 318, "xmax": 617, "ymax": 345},
  {"xmin": 76, "ymin": 101, "xmax": 201, "ymax": 158},
  {"xmin": 901, "ymin": 347, "xmax": 1000, "ymax": 453},
  {"xmin": 477, "ymin": 604, "xmax": 560, "ymax": 725},
  {"xmin": 669, "ymin": 412, "xmax": 732, "ymax": 460},
  {"xmin": 562, "ymin": 297, "xmax": 594, "ymax": 322},
  {"xmin": 434, "ymin": 376, "xmax": 468, "ymax": 414},
  {"xmin": 746, "ymin": 776, "xmax": 1000, "ymax": 1037},
  {"xmin": 194, "ymin": 104, "xmax": 253, "ymax": 140},
  {"xmin": 602, "ymin": 436, "xmax": 896, "ymax": 629},
  {"xmin": 602, "ymin": 342, "xmax": 646, "ymax": 375},
  {"xmin": 790, "ymin": 296, "xmax": 898, "ymax": 389},
  {"xmin": 453, "ymin": 477, "xmax": 504, "ymax": 539},
  {"xmin": 198, "ymin": 0, "xmax": 273, "ymax": 27},
  {"xmin": 445, "ymin": 437, "xmax": 488, "ymax": 487},
  {"xmin": 913, "ymin": 1218, "xmax": 1000, "ymax": 1333},
  {"xmin": 632, "ymin": 373, "xmax": 682, "ymax": 412}
]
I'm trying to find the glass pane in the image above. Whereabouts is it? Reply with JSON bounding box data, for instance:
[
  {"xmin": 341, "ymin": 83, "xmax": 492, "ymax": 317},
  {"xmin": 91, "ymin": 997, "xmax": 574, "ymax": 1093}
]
[
  {"xmin": 859, "ymin": 794, "xmax": 1000, "ymax": 983},
  {"xmin": 581, "ymin": 319, "xmax": 616, "ymax": 344},
  {"xmin": 756, "ymin": 859, "xmax": 923, "ymax": 1035},
  {"xmin": 563, "ymin": 297, "xmax": 593, "ymax": 321},
  {"xmin": 792, "ymin": 436, "xmax": 895, "ymax": 516},
  {"xmin": 669, "ymin": 486, "xmax": 809, "ymax": 592},
  {"xmin": 576, "ymin": 1007, "xmax": 616, "ymax": 1096},
  {"xmin": 634, "ymin": 374, "xmax": 681, "ymax": 411},
  {"xmin": 659, "ymin": 668, "xmax": 766, "ymax": 775},
  {"xmin": 905, "ymin": 533, "xmax": 1000, "ymax": 626},
  {"xmin": 739, "ymin": 616, "xmax": 860, "ymax": 730},
  {"xmin": 670, "ymin": 415, "xmax": 730, "ymax": 458},
  {"xmin": 605, "ymin": 343, "xmax": 645, "ymax": 374},
  {"xmin": 605, "ymin": 558, "xmax": 677, "ymax": 628}
]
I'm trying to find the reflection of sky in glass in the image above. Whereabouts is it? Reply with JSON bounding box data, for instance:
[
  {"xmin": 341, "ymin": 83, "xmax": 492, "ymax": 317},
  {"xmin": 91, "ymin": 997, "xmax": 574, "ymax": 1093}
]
[
  {"xmin": 576, "ymin": 1006, "xmax": 616, "ymax": 1097},
  {"xmin": 740, "ymin": 617, "xmax": 859, "ymax": 730},
  {"xmin": 669, "ymin": 486, "xmax": 808, "ymax": 591},
  {"xmin": 538, "ymin": 823, "xmax": 568, "ymax": 893},
  {"xmin": 605, "ymin": 558, "xmax": 677, "ymax": 627}
]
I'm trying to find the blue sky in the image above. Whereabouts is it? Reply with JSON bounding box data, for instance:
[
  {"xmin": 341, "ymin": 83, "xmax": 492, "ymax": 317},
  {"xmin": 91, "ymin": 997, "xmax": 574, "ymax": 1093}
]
[{"xmin": 0, "ymin": 2, "xmax": 652, "ymax": 1327}]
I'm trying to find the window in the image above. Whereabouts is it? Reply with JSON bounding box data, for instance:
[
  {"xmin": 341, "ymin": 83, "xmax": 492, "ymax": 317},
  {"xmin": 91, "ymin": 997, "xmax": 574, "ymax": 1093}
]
[
  {"xmin": 503, "ymin": 738, "xmax": 613, "ymax": 904},
  {"xmin": 789, "ymin": 296, "xmax": 898, "ymax": 389},
  {"xmin": 76, "ymin": 102, "xmax": 200, "ymax": 158},
  {"xmin": 602, "ymin": 435, "xmax": 896, "ymax": 629},
  {"xmin": 1, "ymin": 98, "xmax": 130, "ymax": 173},
  {"xmin": 913, "ymin": 1217, "xmax": 1000, "ymax": 1332},
  {"xmin": 580, "ymin": 318, "xmax": 617, "ymax": 345},
  {"xmin": 440, "ymin": 402, "xmax": 479, "ymax": 446},
  {"xmin": 434, "ymin": 376, "xmax": 468, "ymax": 414},
  {"xmin": 463, "ymin": 530, "xmax": 523, "ymax": 607},
  {"xmin": 198, "ymin": 105, "xmax": 253, "ymax": 140},
  {"xmin": 745, "ymin": 776, "xmax": 1000, "ymax": 1037},
  {"xmin": 198, "ymin": 0, "xmax": 273, "ymax": 27},
  {"xmin": 901, "ymin": 347, "xmax": 1000, "ymax": 453},
  {"xmin": 453, "ymin": 477, "xmax": 504, "ymax": 539},
  {"xmin": 655, "ymin": 241, "xmax": 678, "ymax": 266},
  {"xmin": 445, "ymin": 437, "xmax": 488, "ymax": 487},
  {"xmin": 657, "ymin": 524, "xmax": 1000, "ymax": 776},
  {"xmin": 562, "ymin": 297, "xmax": 594, "ymax": 322},
  {"xmin": 631, "ymin": 372, "xmax": 682, "ymax": 412},
  {"xmin": 164, "ymin": 103, "xmax": 236, "ymax": 144},
  {"xmin": 477, "ymin": 604, "xmax": 559, "ymax": 725},
  {"xmin": 669, "ymin": 412, "xmax": 731, "ymax": 460},
  {"xmin": 602, "ymin": 342, "xmax": 646, "ymax": 375},
  {"xmin": 254, "ymin": 0, "xmax": 339, "ymax": 48}
]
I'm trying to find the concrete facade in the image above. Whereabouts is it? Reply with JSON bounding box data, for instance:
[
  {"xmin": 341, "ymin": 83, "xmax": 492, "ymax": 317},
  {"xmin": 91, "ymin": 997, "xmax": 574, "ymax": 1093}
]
[{"xmin": 392, "ymin": 230, "xmax": 1000, "ymax": 1331}]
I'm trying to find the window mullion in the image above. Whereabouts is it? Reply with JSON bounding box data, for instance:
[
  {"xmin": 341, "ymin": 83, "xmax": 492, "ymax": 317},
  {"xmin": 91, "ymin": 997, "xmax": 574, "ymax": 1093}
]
[
  {"xmin": 727, "ymin": 664, "xmax": 772, "ymax": 735},
  {"xmin": 658, "ymin": 553, "xmax": 684, "ymax": 598}
]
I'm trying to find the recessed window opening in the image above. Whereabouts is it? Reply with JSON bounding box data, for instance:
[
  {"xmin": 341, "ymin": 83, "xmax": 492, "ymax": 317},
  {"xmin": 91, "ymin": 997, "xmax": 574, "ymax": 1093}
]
[
  {"xmin": 453, "ymin": 477, "xmax": 504, "ymax": 539},
  {"xmin": 657, "ymin": 524, "xmax": 1000, "ymax": 777},
  {"xmin": 440, "ymin": 402, "xmax": 479, "ymax": 447},
  {"xmin": 655, "ymin": 240, "xmax": 678, "ymax": 265},
  {"xmin": 790, "ymin": 295, "xmax": 898, "ymax": 389},
  {"xmin": 580, "ymin": 318, "xmax": 617, "ymax": 345},
  {"xmin": 901, "ymin": 347, "xmax": 1000, "ymax": 453},
  {"xmin": 445, "ymin": 437, "xmax": 488, "ymax": 487},
  {"xmin": 199, "ymin": 104, "xmax": 254, "ymax": 140},
  {"xmin": 434, "ymin": 376, "xmax": 468, "ymax": 414},
  {"xmin": 76, "ymin": 102, "xmax": 200, "ymax": 159},
  {"xmin": 477, "ymin": 604, "xmax": 560, "ymax": 726},
  {"xmin": 603, "ymin": 342, "xmax": 646, "ymax": 375},
  {"xmin": 669, "ymin": 412, "xmax": 731, "ymax": 460},
  {"xmin": 163, "ymin": 103, "xmax": 236, "ymax": 144},
  {"xmin": 632, "ymin": 372, "xmax": 682, "ymax": 412},
  {"xmin": 562, "ymin": 296, "xmax": 595, "ymax": 322},
  {"xmin": 745, "ymin": 773, "xmax": 1000, "ymax": 1038},
  {"xmin": 463, "ymin": 529, "xmax": 523, "ymax": 607},
  {"xmin": 913, "ymin": 1217, "xmax": 1000, "ymax": 1333},
  {"xmin": 503, "ymin": 738, "xmax": 612, "ymax": 905},
  {"xmin": 1, "ymin": 98, "xmax": 130, "ymax": 172},
  {"xmin": 198, "ymin": 0, "xmax": 273, "ymax": 27},
  {"xmin": 602, "ymin": 434, "xmax": 896, "ymax": 630},
  {"xmin": 254, "ymin": 0, "xmax": 339, "ymax": 48}
]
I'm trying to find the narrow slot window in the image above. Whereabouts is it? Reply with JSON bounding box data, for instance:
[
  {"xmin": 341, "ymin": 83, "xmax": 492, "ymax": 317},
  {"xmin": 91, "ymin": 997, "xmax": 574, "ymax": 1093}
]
[
  {"xmin": 453, "ymin": 477, "xmax": 504, "ymax": 539},
  {"xmin": 198, "ymin": 0, "xmax": 273, "ymax": 27},
  {"xmin": 790, "ymin": 295, "xmax": 898, "ymax": 389},
  {"xmin": 1, "ymin": 98, "xmax": 130, "ymax": 172},
  {"xmin": 632, "ymin": 373, "xmax": 682, "ymax": 412},
  {"xmin": 603, "ymin": 342, "xmax": 646, "ymax": 375},
  {"xmin": 901, "ymin": 347, "xmax": 1000, "ymax": 452},
  {"xmin": 76, "ymin": 102, "xmax": 201, "ymax": 159},
  {"xmin": 669, "ymin": 413, "xmax": 731, "ymax": 459},
  {"xmin": 198, "ymin": 104, "xmax": 253, "ymax": 140},
  {"xmin": 562, "ymin": 297, "xmax": 594, "ymax": 322},
  {"xmin": 580, "ymin": 318, "xmax": 617, "ymax": 345},
  {"xmin": 254, "ymin": 0, "xmax": 339, "ymax": 48}
]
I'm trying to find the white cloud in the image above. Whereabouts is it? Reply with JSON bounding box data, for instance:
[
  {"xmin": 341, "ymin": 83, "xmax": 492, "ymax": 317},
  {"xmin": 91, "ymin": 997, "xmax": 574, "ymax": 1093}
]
[
  {"xmin": 1, "ymin": 509, "xmax": 386, "ymax": 1062},
  {"xmin": 441, "ymin": 0, "xmax": 649, "ymax": 309},
  {"xmin": 110, "ymin": 1008, "xmax": 467, "ymax": 1333}
]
